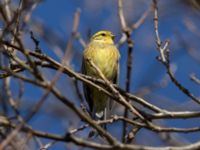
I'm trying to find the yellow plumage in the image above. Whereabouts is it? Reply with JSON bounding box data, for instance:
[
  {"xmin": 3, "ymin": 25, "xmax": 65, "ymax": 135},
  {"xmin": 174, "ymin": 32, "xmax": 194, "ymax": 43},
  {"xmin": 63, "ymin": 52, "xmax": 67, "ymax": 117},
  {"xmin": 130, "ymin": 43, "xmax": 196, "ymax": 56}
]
[{"xmin": 82, "ymin": 30, "xmax": 120, "ymax": 119}]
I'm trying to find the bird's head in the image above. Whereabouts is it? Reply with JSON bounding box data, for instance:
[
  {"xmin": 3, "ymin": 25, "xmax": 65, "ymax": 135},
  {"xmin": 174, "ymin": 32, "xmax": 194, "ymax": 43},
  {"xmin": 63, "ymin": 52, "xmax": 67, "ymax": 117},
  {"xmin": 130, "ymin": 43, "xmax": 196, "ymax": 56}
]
[{"xmin": 91, "ymin": 30, "xmax": 115, "ymax": 44}]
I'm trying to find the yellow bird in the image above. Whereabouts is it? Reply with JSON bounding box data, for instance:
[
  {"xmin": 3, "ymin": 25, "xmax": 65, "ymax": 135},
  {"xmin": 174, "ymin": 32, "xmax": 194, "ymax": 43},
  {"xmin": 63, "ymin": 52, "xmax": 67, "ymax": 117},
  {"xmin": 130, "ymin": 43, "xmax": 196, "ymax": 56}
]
[{"xmin": 82, "ymin": 30, "xmax": 120, "ymax": 120}]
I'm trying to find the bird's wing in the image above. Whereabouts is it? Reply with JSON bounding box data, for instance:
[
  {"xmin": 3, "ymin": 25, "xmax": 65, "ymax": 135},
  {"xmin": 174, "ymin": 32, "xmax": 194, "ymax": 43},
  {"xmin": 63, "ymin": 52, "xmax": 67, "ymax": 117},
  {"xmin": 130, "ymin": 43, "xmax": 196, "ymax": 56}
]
[
  {"xmin": 108, "ymin": 59, "xmax": 120, "ymax": 111},
  {"xmin": 113, "ymin": 60, "xmax": 120, "ymax": 85},
  {"xmin": 82, "ymin": 59, "xmax": 93, "ymax": 112}
]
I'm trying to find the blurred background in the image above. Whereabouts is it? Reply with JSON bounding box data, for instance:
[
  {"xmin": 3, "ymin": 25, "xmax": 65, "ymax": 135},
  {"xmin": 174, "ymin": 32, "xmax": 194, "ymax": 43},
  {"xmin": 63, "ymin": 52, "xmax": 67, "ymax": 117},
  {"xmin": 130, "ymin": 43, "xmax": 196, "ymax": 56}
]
[{"xmin": 1, "ymin": 0, "xmax": 200, "ymax": 149}]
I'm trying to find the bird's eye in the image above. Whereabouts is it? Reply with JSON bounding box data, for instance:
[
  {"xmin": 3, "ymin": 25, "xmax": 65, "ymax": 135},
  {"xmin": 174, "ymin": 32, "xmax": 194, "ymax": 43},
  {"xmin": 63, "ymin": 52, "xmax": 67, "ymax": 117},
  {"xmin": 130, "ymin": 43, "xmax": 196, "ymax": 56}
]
[{"xmin": 101, "ymin": 33, "xmax": 106, "ymax": 36}]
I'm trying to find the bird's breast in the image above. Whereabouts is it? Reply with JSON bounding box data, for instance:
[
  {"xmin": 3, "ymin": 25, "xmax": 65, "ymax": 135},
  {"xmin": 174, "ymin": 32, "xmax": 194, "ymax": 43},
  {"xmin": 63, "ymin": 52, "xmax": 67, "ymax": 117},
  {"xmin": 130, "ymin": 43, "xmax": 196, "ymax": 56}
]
[{"xmin": 84, "ymin": 43, "xmax": 119, "ymax": 80}]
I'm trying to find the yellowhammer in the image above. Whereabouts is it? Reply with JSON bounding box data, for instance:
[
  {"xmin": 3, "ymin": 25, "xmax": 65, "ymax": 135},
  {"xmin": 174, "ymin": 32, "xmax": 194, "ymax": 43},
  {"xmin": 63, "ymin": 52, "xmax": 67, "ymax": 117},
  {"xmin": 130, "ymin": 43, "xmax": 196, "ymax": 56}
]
[{"xmin": 82, "ymin": 30, "xmax": 120, "ymax": 120}]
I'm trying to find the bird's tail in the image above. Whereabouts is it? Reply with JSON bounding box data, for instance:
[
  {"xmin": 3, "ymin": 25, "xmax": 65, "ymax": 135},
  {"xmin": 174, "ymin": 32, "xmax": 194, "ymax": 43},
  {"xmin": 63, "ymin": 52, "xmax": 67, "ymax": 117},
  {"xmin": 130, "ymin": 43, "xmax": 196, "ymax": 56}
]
[{"xmin": 93, "ymin": 107, "xmax": 108, "ymax": 130}]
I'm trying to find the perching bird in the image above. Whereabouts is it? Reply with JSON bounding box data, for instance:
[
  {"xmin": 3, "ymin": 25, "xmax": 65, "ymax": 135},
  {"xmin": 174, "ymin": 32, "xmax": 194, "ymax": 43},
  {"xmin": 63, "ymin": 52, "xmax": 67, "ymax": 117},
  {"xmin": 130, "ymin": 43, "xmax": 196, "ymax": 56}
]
[{"xmin": 82, "ymin": 30, "xmax": 120, "ymax": 120}]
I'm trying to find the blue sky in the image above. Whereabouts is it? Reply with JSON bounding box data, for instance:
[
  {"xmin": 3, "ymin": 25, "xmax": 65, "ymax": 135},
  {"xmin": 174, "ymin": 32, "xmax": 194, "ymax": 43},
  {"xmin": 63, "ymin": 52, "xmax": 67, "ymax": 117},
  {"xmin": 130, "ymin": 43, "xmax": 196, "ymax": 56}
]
[{"xmin": 2, "ymin": 0, "xmax": 200, "ymax": 149}]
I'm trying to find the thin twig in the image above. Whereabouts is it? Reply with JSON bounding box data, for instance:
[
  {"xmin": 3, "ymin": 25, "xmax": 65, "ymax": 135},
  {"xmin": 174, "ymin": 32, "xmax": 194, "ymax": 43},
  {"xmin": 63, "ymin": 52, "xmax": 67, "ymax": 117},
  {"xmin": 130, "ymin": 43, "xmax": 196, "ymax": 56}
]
[
  {"xmin": 118, "ymin": 0, "xmax": 134, "ymax": 143},
  {"xmin": 153, "ymin": 0, "xmax": 200, "ymax": 104}
]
